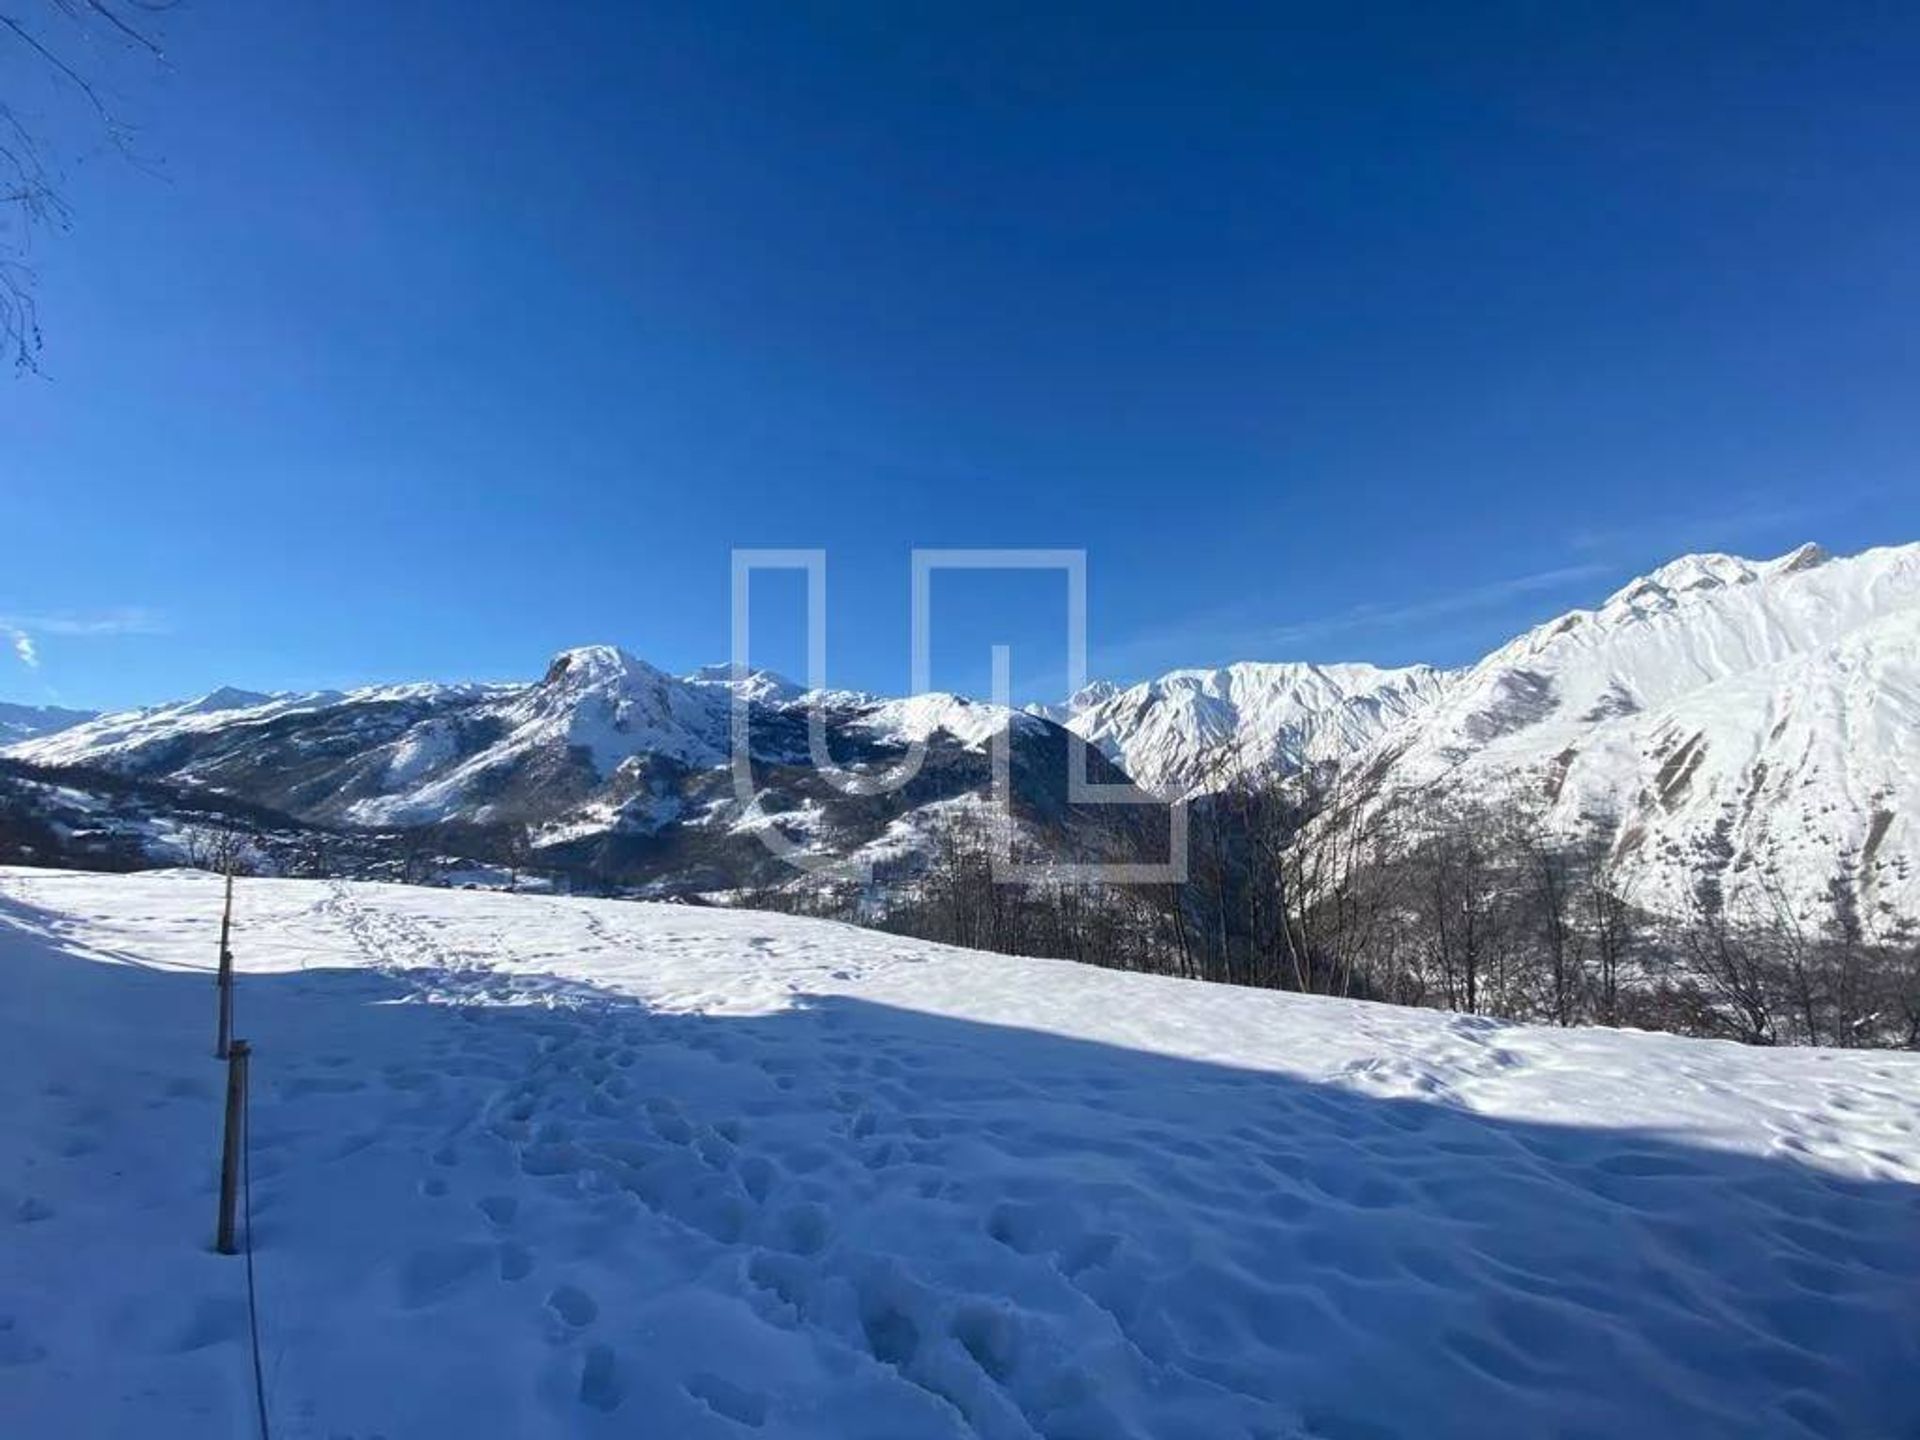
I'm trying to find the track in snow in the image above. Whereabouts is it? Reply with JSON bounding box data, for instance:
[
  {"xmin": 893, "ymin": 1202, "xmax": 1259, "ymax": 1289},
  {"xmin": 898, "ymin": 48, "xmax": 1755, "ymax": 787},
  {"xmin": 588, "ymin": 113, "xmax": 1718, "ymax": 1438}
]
[{"xmin": 1, "ymin": 869, "xmax": 1917, "ymax": 1440}]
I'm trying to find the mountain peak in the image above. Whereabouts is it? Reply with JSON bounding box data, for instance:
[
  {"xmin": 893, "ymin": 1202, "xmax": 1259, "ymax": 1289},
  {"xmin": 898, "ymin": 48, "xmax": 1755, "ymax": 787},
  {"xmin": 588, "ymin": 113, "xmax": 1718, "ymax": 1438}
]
[
  {"xmin": 1767, "ymin": 541, "xmax": 1831, "ymax": 576},
  {"xmin": 1602, "ymin": 543, "xmax": 1843, "ymax": 614},
  {"xmin": 1024, "ymin": 679, "xmax": 1120, "ymax": 724},
  {"xmin": 682, "ymin": 663, "xmax": 803, "ymax": 705},
  {"xmin": 541, "ymin": 645, "xmax": 661, "ymax": 690},
  {"xmin": 1605, "ymin": 553, "xmax": 1758, "ymax": 609},
  {"xmin": 181, "ymin": 686, "xmax": 275, "ymax": 715}
]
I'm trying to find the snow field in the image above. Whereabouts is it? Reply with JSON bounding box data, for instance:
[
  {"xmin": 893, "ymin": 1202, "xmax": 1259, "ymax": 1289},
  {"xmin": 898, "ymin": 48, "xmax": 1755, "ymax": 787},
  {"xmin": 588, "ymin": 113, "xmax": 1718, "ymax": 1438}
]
[{"xmin": 1, "ymin": 868, "xmax": 1916, "ymax": 1439}]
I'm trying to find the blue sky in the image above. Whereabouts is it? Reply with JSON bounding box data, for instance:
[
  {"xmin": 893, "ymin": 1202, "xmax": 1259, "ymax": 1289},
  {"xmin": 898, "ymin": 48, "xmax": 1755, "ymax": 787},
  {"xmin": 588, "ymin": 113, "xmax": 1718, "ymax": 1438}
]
[{"xmin": 4, "ymin": 1, "xmax": 1917, "ymax": 712}]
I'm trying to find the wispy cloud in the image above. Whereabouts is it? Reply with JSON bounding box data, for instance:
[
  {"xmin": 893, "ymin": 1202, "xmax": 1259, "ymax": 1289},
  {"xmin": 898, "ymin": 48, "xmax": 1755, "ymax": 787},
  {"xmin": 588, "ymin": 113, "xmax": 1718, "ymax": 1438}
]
[
  {"xmin": 0, "ymin": 607, "xmax": 168, "ymax": 671},
  {"xmin": 1079, "ymin": 562, "xmax": 1613, "ymax": 690},
  {"xmin": 1566, "ymin": 480, "xmax": 1904, "ymax": 563},
  {"xmin": 1567, "ymin": 507, "xmax": 1821, "ymax": 559},
  {"xmin": 0, "ymin": 607, "xmax": 169, "ymax": 638},
  {"xmin": 1257, "ymin": 563, "xmax": 1612, "ymax": 647}
]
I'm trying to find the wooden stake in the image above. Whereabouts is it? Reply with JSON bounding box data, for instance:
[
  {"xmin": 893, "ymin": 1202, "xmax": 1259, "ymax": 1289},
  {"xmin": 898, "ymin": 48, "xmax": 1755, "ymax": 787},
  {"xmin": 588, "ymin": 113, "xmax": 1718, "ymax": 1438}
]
[
  {"xmin": 216, "ymin": 1039, "xmax": 251, "ymax": 1256},
  {"xmin": 215, "ymin": 869, "xmax": 235, "ymax": 1060}
]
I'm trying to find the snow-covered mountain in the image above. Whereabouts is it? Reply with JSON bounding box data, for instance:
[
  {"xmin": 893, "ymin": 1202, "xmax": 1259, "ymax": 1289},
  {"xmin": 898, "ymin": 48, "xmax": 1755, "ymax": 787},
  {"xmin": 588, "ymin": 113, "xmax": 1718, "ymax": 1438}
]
[
  {"xmin": 2, "ymin": 646, "xmax": 1132, "ymax": 891},
  {"xmin": 1021, "ymin": 679, "xmax": 1121, "ymax": 725},
  {"xmin": 8, "ymin": 682, "xmax": 505, "ymax": 773},
  {"xmin": 6, "ymin": 542, "xmax": 1916, "ymax": 931},
  {"xmin": 1063, "ymin": 661, "xmax": 1453, "ymax": 795},
  {"xmin": 1344, "ymin": 542, "xmax": 1920, "ymax": 936},
  {"xmin": 0, "ymin": 701, "xmax": 95, "ymax": 746},
  {"xmin": 1013, "ymin": 543, "xmax": 1917, "ymax": 936}
]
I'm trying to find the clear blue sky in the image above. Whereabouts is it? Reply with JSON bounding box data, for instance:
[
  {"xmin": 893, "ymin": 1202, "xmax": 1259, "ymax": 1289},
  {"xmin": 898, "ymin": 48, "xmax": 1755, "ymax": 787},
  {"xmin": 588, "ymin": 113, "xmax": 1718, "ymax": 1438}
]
[{"xmin": 5, "ymin": 1, "xmax": 1917, "ymax": 711}]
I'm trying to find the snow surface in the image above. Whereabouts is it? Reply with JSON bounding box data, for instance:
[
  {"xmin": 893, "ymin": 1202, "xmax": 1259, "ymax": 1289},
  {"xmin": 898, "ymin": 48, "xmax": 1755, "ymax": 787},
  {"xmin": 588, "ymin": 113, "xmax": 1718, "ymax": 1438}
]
[{"xmin": 2, "ymin": 869, "xmax": 1915, "ymax": 1439}]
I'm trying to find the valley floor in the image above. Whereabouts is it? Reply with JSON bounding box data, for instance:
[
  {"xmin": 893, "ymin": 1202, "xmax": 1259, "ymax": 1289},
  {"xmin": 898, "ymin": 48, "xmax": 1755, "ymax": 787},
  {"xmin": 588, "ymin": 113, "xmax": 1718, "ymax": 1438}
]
[{"xmin": 1, "ymin": 868, "xmax": 1916, "ymax": 1439}]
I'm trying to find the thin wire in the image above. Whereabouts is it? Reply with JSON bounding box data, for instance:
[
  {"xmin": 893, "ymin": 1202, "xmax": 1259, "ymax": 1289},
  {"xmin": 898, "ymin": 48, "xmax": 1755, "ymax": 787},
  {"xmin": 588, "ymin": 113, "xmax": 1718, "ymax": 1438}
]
[{"xmin": 241, "ymin": 1059, "xmax": 272, "ymax": 1440}]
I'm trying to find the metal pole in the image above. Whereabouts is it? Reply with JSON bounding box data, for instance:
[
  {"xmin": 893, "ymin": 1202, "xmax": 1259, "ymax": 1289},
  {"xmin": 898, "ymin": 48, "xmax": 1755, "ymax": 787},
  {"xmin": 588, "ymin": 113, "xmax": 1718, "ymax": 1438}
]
[
  {"xmin": 215, "ymin": 869, "xmax": 235, "ymax": 1060},
  {"xmin": 216, "ymin": 1039, "xmax": 251, "ymax": 1255}
]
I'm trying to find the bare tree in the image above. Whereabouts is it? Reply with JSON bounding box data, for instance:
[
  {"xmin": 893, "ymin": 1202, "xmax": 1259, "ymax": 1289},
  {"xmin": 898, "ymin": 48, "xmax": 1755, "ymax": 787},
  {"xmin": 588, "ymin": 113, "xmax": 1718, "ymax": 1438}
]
[
  {"xmin": 1883, "ymin": 938, "xmax": 1920, "ymax": 1050},
  {"xmin": 1814, "ymin": 863, "xmax": 1874, "ymax": 1046},
  {"xmin": 287, "ymin": 830, "xmax": 334, "ymax": 880},
  {"xmin": 843, "ymin": 752, "xmax": 1914, "ymax": 1051},
  {"xmin": 3, "ymin": 1, "xmax": 175, "ymax": 372},
  {"xmin": 1676, "ymin": 889, "xmax": 1776, "ymax": 1045},
  {"xmin": 181, "ymin": 821, "xmax": 260, "ymax": 877},
  {"xmin": 501, "ymin": 823, "xmax": 535, "ymax": 892},
  {"xmin": 1273, "ymin": 765, "xmax": 1394, "ymax": 997},
  {"xmin": 1404, "ymin": 802, "xmax": 1510, "ymax": 1016},
  {"xmin": 399, "ymin": 827, "xmax": 444, "ymax": 887},
  {"xmin": 1580, "ymin": 829, "xmax": 1638, "ymax": 1028},
  {"xmin": 1757, "ymin": 874, "xmax": 1827, "ymax": 1046},
  {"xmin": 1495, "ymin": 806, "xmax": 1594, "ymax": 1026}
]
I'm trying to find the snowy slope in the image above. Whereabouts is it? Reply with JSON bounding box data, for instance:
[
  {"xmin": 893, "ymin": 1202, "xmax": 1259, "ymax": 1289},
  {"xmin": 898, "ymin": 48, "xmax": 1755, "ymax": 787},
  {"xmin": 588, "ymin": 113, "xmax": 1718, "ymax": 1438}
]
[
  {"xmin": 1348, "ymin": 543, "xmax": 1920, "ymax": 934},
  {"xmin": 340, "ymin": 647, "xmax": 738, "ymax": 828},
  {"xmin": 7, "ymin": 682, "xmax": 506, "ymax": 774},
  {"xmin": 0, "ymin": 703, "xmax": 95, "ymax": 746},
  {"xmin": 1, "ymin": 870, "xmax": 1915, "ymax": 1439},
  {"xmin": 1065, "ymin": 661, "xmax": 1453, "ymax": 795}
]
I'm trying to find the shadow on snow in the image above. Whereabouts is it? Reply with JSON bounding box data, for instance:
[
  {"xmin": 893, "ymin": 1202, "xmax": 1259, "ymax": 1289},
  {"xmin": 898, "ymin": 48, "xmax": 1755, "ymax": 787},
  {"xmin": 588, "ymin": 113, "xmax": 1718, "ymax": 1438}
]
[{"xmin": 1, "ymin": 899, "xmax": 1915, "ymax": 1440}]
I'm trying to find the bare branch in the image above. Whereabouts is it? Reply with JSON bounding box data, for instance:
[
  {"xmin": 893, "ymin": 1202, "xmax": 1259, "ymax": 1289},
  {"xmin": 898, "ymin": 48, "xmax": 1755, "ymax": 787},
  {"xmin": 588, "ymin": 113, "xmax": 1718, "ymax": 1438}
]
[{"xmin": 0, "ymin": 0, "xmax": 173, "ymax": 370}]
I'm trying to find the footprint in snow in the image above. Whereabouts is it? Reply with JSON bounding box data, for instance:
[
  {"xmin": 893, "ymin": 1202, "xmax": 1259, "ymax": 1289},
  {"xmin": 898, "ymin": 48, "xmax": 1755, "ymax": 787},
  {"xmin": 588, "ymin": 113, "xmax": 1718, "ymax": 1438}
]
[
  {"xmin": 738, "ymin": 1155, "xmax": 777, "ymax": 1203},
  {"xmin": 687, "ymin": 1372, "xmax": 768, "ymax": 1428},
  {"xmin": 546, "ymin": 1284, "xmax": 597, "ymax": 1328},
  {"xmin": 578, "ymin": 1344, "xmax": 623, "ymax": 1412},
  {"xmin": 498, "ymin": 1241, "xmax": 534, "ymax": 1281}
]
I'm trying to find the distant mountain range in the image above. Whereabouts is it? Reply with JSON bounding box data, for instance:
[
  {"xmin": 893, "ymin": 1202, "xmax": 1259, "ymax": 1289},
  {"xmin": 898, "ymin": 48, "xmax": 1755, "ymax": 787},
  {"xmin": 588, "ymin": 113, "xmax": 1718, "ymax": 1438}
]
[
  {"xmin": 5, "ymin": 541, "xmax": 1915, "ymax": 935},
  {"xmin": 1, "ymin": 646, "xmax": 1144, "ymax": 893},
  {"xmin": 0, "ymin": 702, "xmax": 97, "ymax": 746}
]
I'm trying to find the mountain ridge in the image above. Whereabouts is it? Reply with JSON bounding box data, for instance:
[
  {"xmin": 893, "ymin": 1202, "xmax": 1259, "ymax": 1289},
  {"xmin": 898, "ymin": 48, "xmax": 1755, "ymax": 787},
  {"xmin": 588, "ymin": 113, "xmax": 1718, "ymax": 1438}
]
[{"xmin": 5, "ymin": 541, "xmax": 1914, "ymax": 932}]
